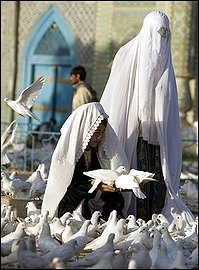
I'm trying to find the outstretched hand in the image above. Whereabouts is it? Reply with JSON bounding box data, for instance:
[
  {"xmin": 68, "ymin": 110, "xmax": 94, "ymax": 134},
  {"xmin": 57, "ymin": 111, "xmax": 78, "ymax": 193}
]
[{"xmin": 97, "ymin": 182, "xmax": 119, "ymax": 192}]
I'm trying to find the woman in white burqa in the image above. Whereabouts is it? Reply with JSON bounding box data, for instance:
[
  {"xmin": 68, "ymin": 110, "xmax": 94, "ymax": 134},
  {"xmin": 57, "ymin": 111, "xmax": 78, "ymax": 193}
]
[
  {"xmin": 100, "ymin": 11, "xmax": 194, "ymax": 222},
  {"xmin": 41, "ymin": 102, "xmax": 132, "ymax": 220}
]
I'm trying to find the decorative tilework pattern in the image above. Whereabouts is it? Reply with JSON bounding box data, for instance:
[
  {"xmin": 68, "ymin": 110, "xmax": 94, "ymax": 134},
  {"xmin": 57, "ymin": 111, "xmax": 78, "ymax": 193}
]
[{"xmin": 1, "ymin": 1, "xmax": 198, "ymax": 127}]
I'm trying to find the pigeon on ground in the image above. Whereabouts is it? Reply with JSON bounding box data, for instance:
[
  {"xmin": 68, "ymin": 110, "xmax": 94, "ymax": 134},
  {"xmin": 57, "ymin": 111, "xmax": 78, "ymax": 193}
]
[
  {"xmin": 49, "ymin": 217, "xmax": 65, "ymax": 239},
  {"xmin": 9, "ymin": 171, "xmax": 19, "ymax": 180},
  {"xmin": 60, "ymin": 219, "xmax": 75, "ymax": 243},
  {"xmin": 1, "ymin": 222, "xmax": 26, "ymax": 256},
  {"xmin": 4, "ymin": 76, "xmax": 45, "ymax": 122},
  {"xmin": 28, "ymin": 170, "xmax": 46, "ymax": 199},
  {"xmin": 84, "ymin": 210, "xmax": 117, "ymax": 251},
  {"xmin": 69, "ymin": 219, "xmax": 91, "ymax": 254},
  {"xmin": 25, "ymin": 201, "xmax": 41, "ymax": 217},
  {"xmin": 1, "ymin": 171, "xmax": 31, "ymax": 197},
  {"xmin": 111, "ymin": 247, "xmax": 129, "ymax": 269},
  {"xmin": 67, "ymin": 233, "xmax": 115, "ymax": 268},
  {"xmin": 1, "ymin": 171, "xmax": 15, "ymax": 197},
  {"xmin": 169, "ymin": 249, "xmax": 187, "ymax": 269},
  {"xmin": 37, "ymin": 220, "xmax": 61, "ymax": 254},
  {"xmin": 41, "ymin": 238, "xmax": 78, "ymax": 264},
  {"xmin": 37, "ymin": 163, "xmax": 48, "ymax": 180},
  {"xmin": 128, "ymin": 243, "xmax": 152, "ymax": 269},
  {"xmin": 16, "ymin": 238, "xmax": 48, "ymax": 269},
  {"xmin": 126, "ymin": 214, "xmax": 139, "ymax": 233},
  {"xmin": 1, "ymin": 217, "xmax": 9, "ymax": 236},
  {"xmin": 83, "ymin": 165, "xmax": 128, "ymax": 193},
  {"xmin": 85, "ymin": 249, "xmax": 115, "ymax": 269},
  {"xmin": 1, "ymin": 222, "xmax": 26, "ymax": 244},
  {"xmin": 1, "ymin": 204, "xmax": 8, "ymax": 217},
  {"xmin": 9, "ymin": 176, "xmax": 32, "ymax": 195}
]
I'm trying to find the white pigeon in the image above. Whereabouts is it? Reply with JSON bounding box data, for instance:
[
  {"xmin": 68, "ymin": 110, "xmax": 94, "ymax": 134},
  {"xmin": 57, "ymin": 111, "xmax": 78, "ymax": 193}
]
[
  {"xmin": 83, "ymin": 165, "xmax": 128, "ymax": 193},
  {"xmin": 4, "ymin": 76, "xmax": 45, "ymax": 122},
  {"xmin": 1, "ymin": 120, "xmax": 18, "ymax": 165},
  {"xmin": 1, "ymin": 120, "xmax": 16, "ymax": 146},
  {"xmin": 9, "ymin": 176, "xmax": 32, "ymax": 195},
  {"xmin": 126, "ymin": 214, "xmax": 139, "ymax": 233},
  {"xmin": 128, "ymin": 168, "xmax": 157, "ymax": 184},
  {"xmin": 37, "ymin": 163, "xmax": 48, "ymax": 180},
  {"xmin": 115, "ymin": 174, "xmax": 147, "ymax": 199},
  {"xmin": 114, "ymin": 168, "xmax": 157, "ymax": 199},
  {"xmin": 28, "ymin": 170, "xmax": 46, "ymax": 199},
  {"xmin": 9, "ymin": 171, "xmax": 19, "ymax": 180},
  {"xmin": 1, "ymin": 171, "xmax": 31, "ymax": 197},
  {"xmin": 1, "ymin": 171, "xmax": 15, "ymax": 197},
  {"xmin": 25, "ymin": 201, "xmax": 41, "ymax": 217},
  {"xmin": 84, "ymin": 210, "xmax": 118, "ymax": 251},
  {"xmin": 1, "ymin": 222, "xmax": 26, "ymax": 256},
  {"xmin": 113, "ymin": 218, "xmax": 127, "ymax": 244},
  {"xmin": 60, "ymin": 219, "xmax": 75, "ymax": 243},
  {"xmin": 49, "ymin": 217, "xmax": 65, "ymax": 239},
  {"xmin": 69, "ymin": 219, "xmax": 91, "ymax": 254}
]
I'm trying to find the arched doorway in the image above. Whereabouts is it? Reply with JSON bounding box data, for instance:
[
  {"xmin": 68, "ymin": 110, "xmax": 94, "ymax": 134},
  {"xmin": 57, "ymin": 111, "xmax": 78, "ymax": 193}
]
[{"xmin": 20, "ymin": 5, "xmax": 78, "ymax": 131}]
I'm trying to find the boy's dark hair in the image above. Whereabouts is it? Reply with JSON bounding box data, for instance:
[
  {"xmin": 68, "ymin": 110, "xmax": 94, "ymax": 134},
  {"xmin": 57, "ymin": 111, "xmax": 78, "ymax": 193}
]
[{"xmin": 70, "ymin": 66, "xmax": 86, "ymax": 81}]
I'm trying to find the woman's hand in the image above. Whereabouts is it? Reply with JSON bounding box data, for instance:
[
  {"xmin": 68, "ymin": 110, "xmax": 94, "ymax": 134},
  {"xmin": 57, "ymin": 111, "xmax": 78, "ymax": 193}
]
[{"xmin": 97, "ymin": 182, "xmax": 119, "ymax": 192}]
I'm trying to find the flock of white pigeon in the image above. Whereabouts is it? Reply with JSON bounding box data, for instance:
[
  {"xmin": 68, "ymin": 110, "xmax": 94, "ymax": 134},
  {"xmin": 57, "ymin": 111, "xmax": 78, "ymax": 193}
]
[
  {"xmin": 1, "ymin": 77, "xmax": 198, "ymax": 268},
  {"xmin": 1, "ymin": 162, "xmax": 198, "ymax": 269}
]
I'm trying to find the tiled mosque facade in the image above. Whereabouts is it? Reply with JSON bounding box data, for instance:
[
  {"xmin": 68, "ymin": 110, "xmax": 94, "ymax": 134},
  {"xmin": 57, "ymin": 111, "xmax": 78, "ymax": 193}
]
[{"xmin": 1, "ymin": 1, "xmax": 198, "ymax": 136}]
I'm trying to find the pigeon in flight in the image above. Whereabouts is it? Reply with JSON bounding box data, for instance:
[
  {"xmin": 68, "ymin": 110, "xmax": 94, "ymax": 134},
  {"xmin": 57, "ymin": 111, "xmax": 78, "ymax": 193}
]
[
  {"xmin": 4, "ymin": 76, "xmax": 45, "ymax": 122},
  {"xmin": 1, "ymin": 120, "xmax": 17, "ymax": 165}
]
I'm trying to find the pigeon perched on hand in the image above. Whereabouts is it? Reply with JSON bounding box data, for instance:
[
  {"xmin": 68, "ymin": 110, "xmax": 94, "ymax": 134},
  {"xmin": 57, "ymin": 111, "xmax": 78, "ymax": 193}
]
[
  {"xmin": 128, "ymin": 169, "xmax": 157, "ymax": 184},
  {"xmin": 4, "ymin": 76, "xmax": 45, "ymax": 122},
  {"xmin": 83, "ymin": 165, "xmax": 128, "ymax": 193},
  {"xmin": 115, "ymin": 174, "xmax": 147, "ymax": 199},
  {"xmin": 115, "ymin": 168, "xmax": 157, "ymax": 199}
]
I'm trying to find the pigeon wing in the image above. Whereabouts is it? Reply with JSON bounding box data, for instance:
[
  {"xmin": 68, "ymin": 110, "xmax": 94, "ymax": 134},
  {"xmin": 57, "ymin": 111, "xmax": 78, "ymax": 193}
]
[
  {"xmin": 88, "ymin": 179, "xmax": 101, "ymax": 193},
  {"xmin": 1, "ymin": 120, "xmax": 16, "ymax": 146},
  {"xmin": 15, "ymin": 76, "xmax": 45, "ymax": 109},
  {"xmin": 83, "ymin": 169, "xmax": 118, "ymax": 181},
  {"xmin": 132, "ymin": 188, "xmax": 146, "ymax": 199},
  {"xmin": 8, "ymin": 123, "xmax": 18, "ymax": 145}
]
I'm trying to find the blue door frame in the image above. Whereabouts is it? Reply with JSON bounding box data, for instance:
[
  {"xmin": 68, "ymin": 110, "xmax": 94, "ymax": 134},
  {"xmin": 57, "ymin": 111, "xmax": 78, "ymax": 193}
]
[{"xmin": 20, "ymin": 5, "xmax": 78, "ymax": 131}]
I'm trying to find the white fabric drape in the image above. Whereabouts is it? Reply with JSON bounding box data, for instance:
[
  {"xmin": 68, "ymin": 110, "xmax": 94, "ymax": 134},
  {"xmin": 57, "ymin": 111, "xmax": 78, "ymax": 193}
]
[
  {"xmin": 41, "ymin": 102, "xmax": 131, "ymax": 218},
  {"xmin": 100, "ymin": 11, "xmax": 194, "ymax": 222}
]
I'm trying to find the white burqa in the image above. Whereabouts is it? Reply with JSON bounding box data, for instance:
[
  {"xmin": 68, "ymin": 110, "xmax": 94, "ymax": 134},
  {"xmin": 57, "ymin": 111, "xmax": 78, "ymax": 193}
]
[
  {"xmin": 100, "ymin": 11, "xmax": 194, "ymax": 222},
  {"xmin": 41, "ymin": 102, "xmax": 131, "ymax": 218}
]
